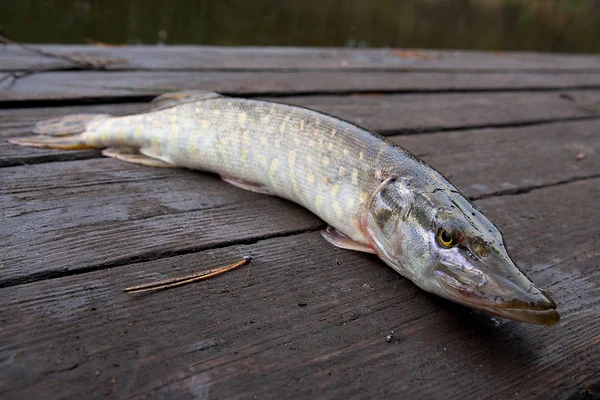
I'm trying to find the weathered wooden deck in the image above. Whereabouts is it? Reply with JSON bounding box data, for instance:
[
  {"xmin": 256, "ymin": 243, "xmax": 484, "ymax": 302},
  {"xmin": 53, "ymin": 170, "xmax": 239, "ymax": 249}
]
[{"xmin": 0, "ymin": 46, "xmax": 599, "ymax": 399}]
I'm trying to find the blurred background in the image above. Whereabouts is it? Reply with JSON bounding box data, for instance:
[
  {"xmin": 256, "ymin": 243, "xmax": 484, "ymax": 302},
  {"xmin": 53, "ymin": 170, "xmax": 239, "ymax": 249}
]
[{"xmin": 1, "ymin": 0, "xmax": 600, "ymax": 53}]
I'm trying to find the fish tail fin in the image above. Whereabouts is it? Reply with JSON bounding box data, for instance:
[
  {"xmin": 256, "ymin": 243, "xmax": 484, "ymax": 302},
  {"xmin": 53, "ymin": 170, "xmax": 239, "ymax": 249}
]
[{"xmin": 8, "ymin": 113, "xmax": 110, "ymax": 150}]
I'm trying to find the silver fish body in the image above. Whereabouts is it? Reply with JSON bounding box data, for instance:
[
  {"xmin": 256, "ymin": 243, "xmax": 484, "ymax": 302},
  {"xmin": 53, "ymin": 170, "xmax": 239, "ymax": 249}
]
[
  {"xmin": 85, "ymin": 97, "xmax": 430, "ymax": 245},
  {"xmin": 9, "ymin": 91, "xmax": 559, "ymax": 325}
]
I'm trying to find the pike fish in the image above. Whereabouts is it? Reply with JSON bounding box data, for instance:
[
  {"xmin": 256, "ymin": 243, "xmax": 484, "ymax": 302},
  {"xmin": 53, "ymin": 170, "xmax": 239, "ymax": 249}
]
[{"xmin": 9, "ymin": 91, "xmax": 559, "ymax": 325}]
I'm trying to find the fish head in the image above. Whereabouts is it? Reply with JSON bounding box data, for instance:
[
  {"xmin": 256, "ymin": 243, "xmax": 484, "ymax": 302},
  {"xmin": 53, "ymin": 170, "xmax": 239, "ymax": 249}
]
[{"xmin": 365, "ymin": 177, "xmax": 559, "ymax": 325}]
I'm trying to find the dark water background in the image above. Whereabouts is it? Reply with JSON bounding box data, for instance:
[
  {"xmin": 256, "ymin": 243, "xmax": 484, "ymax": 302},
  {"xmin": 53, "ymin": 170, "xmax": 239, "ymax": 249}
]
[{"xmin": 2, "ymin": 0, "xmax": 600, "ymax": 53}]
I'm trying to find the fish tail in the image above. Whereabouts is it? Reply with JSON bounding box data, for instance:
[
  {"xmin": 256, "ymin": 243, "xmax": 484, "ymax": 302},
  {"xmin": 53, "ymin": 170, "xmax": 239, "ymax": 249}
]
[{"xmin": 8, "ymin": 113, "xmax": 111, "ymax": 150}]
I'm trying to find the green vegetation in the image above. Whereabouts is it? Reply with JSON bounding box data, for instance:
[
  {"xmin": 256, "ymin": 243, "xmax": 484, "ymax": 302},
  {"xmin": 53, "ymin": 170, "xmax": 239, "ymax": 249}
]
[{"xmin": 1, "ymin": 0, "xmax": 599, "ymax": 52}]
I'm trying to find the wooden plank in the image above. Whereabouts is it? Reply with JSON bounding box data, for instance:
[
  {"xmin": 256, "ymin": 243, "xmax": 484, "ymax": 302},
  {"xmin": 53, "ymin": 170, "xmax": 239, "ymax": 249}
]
[
  {"xmin": 3, "ymin": 70, "xmax": 600, "ymax": 102},
  {"xmin": 392, "ymin": 119, "xmax": 600, "ymax": 199},
  {"xmin": 0, "ymin": 159, "xmax": 323, "ymax": 287},
  {"xmin": 2, "ymin": 91, "xmax": 600, "ymax": 167},
  {"xmin": 1, "ymin": 117, "xmax": 598, "ymax": 286},
  {"xmin": 4, "ymin": 91, "xmax": 599, "ymax": 136},
  {"xmin": 0, "ymin": 103, "xmax": 143, "ymax": 138},
  {"xmin": 0, "ymin": 103, "xmax": 146, "ymax": 167},
  {"xmin": 274, "ymin": 91, "xmax": 600, "ymax": 133},
  {"xmin": 1, "ymin": 178, "xmax": 598, "ymax": 399},
  {"xmin": 2, "ymin": 45, "xmax": 600, "ymax": 72},
  {"xmin": 0, "ymin": 104, "xmax": 142, "ymax": 167}
]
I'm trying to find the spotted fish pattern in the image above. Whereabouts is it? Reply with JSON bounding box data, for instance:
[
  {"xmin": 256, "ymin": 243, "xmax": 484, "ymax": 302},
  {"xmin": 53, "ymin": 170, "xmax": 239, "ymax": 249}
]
[
  {"xmin": 9, "ymin": 91, "xmax": 560, "ymax": 325},
  {"xmin": 74, "ymin": 93, "xmax": 445, "ymax": 245}
]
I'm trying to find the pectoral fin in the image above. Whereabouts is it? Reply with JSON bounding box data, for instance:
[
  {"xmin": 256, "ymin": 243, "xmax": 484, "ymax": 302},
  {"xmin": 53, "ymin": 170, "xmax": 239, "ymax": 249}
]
[
  {"xmin": 220, "ymin": 175, "xmax": 274, "ymax": 195},
  {"xmin": 321, "ymin": 226, "xmax": 375, "ymax": 254}
]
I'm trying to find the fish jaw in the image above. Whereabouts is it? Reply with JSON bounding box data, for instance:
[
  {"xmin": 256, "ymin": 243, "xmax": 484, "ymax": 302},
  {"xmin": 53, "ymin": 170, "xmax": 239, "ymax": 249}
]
[
  {"xmin": 432, "ymin": 260, "xmax": 559, "ymax": 325},
  {"xmin": 361, "ymin": 177, "xmax": 560, "ymax": 326}
]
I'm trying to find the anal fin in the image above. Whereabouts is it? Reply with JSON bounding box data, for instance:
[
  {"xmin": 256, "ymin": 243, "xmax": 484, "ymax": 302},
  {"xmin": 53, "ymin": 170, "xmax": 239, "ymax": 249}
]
[
  {"xmin": 102, "ymin": 147, "xmax": 176, "ymax": 168},
  {"xmin": 321, "ymin": 226, "xmax": 375, "ymax": 254},
  {"xmin": 221, "ymin": 175, "xmax": 274, "ymax": 195}
]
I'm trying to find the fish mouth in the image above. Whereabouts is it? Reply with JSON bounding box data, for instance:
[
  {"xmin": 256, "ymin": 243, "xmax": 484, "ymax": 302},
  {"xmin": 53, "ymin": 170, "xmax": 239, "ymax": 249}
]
[
  {"xmin": 477, "ymin": 305, "xmax": 560, "ymax": 326},
  {"xmin": 433, "ymin": 264, "xmax": 560, "ymax": 325}
]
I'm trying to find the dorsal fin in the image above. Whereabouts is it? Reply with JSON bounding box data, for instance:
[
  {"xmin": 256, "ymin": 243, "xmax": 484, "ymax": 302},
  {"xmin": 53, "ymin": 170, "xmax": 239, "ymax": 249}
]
[{"xmin": 147, "ymin": 90, "xmax": 224, "ymax": 111}]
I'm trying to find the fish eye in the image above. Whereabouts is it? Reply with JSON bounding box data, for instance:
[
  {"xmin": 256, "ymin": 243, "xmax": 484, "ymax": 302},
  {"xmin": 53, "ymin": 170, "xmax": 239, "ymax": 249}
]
[{"xmin": 437, "ymin": 228, "xmax": 456, "ymax": 248}]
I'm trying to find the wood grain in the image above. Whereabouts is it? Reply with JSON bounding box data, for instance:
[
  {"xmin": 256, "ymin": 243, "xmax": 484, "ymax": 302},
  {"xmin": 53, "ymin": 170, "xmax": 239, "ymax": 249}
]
[
  {"xmin": 3, "ymin": 70, "xmax": 600, "ymax": 102},
  {"xmin": 1, "ymin": 45, "xmax": 599, "ymax": 400},
  {"xmin": 0, "ymin": 159, "xmax": 323, "ymax": 286},
  {"xmin": 1, "ymin": 117, "xmax": 598, "ymax": 288},
  {"xmin": 2, "ymin": 45, "xmax": 600, "ymax": 72},
  {"xmin": 2, "ymin": 91, "xmax": 600, "ymax": 167},
  {"xmin": 393, "ymin": 119, "xmax": 600, "ymax": 199},
  {"xmin": 4, "ymin": 91, "xmax": 599, "ymax": 136},
  {"xmin": 273, "ymin": 90, "xmax": 600, "ymax": 134},
  {"xmin": 1, "ymin": 178, "xmax": 598, "ymax": 399}
]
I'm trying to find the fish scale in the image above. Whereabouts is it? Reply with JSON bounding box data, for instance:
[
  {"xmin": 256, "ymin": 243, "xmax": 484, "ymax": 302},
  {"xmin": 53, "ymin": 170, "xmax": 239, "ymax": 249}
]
[
  {"xmin": 91, "ymin": 97, "xmax": 430, "ymax": 244},
  {"xmin": 8, "ymin": 90, "xmax": 560, "ymax": 325}
]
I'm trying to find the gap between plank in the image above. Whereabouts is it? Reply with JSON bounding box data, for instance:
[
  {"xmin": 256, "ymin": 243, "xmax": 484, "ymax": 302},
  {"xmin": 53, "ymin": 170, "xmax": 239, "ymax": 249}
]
[
  {"xmin": 2, "ymin": 175, "xmax": 599, "ymax": 289},
  {"xmin": 5, "ymin": 66, "xmax": 600, "ymax": 74},
  {"xmin": 468, "ymin": 174, "xmax": 600, "ymax": 201},
  {"xmin": 379, "ymin": 115, "xmax": 600, "ymax": 136},
  {"xmin": 2, "ymin": 87, "xmax": 600, "ymax": 109},
  {"xmin": 3, "ymin": 114, "xmax": 599, "ymax": 169},
  {"xmin": 0, "ymin": 224, "xmax": 327, "ymax": 289}
]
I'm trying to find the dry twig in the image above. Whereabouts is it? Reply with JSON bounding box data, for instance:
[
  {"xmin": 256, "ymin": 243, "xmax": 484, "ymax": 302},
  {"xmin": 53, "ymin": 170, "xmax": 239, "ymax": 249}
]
[{"xmin": 123, "ymin": 257, "xmax": 252, "ymax": 294}]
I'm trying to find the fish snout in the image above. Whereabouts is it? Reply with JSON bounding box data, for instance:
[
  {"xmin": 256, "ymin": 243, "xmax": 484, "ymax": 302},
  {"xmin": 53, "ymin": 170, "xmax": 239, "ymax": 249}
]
[{"xmin": 433, "ymin": 263, "xmax": 559, "ymax": 325}]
